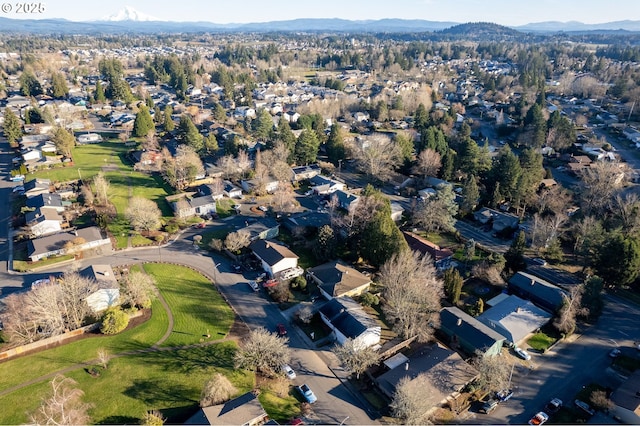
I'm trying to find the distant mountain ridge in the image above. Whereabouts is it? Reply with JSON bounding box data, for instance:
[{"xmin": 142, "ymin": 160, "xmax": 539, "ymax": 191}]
[{"xmin": 0, "ymin": 14, "xmax": 639, "ymax": 34}]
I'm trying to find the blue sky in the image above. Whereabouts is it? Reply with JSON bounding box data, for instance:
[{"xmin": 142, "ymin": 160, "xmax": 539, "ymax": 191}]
[{"xmin": 17, "ymin": 0, "xmax": 640, "ymax": 25}]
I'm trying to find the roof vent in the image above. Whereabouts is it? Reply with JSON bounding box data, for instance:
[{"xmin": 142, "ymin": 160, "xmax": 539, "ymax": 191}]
[
  {"xmin": 456, "ymin": 318, "xmax": 462, "ymax": 326},
  {"xmin": 530, "ymin": 279, "xmax": 535, "ymax": 286}
]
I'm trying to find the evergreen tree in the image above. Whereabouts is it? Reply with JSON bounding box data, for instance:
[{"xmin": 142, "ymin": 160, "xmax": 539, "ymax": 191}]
[
  {"xmin": 2, "ymin": 107, "xmax": 22, "ymax": 144},
  {"xmin": 163, "ymin": 105, "xmax": 174, "ymax": 132},
  {"xmin": 50, "ymin": 72, "xmax": 69, "ymax": 99},
  {"xmin": 457, "ymin": 136, "xmax": 480, "ymax": 176},
  {"xmin": 213, "ymin": 103, "xmax": 226, "ymax": 122},
  {"xmin": 133, "ymin": 106, "xmax": 154, "ymax": 138},
  {"xmin": 204, "ymin": 134, "xmax": 219, "ymax": 154},
  {"xmin": 51, "ymin": 126, "xmax": 75, "ymax": 158},
  {"xmin": 275, "ymin": 117, "xmax": 296, "ymax": 160},
  {"xmin": 326, "ymin": 124, "xmax": 346, "ymax": 165},
  {"xmin": 440, "ymin": 148, "xmax": 455, "ymax": 180},
  {"xmin": 490, "ymin": 146, "xmax": 522, "ymax": 202},
  {"xmin": 19, "ymin": 71, "xmax": 43, "ymax": 97},
  {"xmin": 294, "ymin": 130, "xmax": 320, "ymax": 165},
  {"xmin": 460, "ymin": 174, "xmax": 479, "ymax": 214},
  {"xmin": 253, "ymin": 108, "xmax": 273, "ymax": 140},
  {"xmin": 414, "ymin": 103, "xmax": 429, "ymax": 132},
  {"xmin": 595, "ymin": 233, "xmax": 640, "ymax": 287},
  {"xmin": 395, "ymin": 132, "xmax": 414, "ymax": 166},
  {"xmin": 94, "ymin": 80, "xmax": 106, "ymax": 103},
  {"xmin": 505, "ymin": 230, "xmax": 527, "ymax": 273},
  {"xmin": 178, "ymin": 115, "xmax": 204, "ymax": 153},
  {"xmin": 443, "ymin": 267, "xmax": 463, "ymax": 304}
]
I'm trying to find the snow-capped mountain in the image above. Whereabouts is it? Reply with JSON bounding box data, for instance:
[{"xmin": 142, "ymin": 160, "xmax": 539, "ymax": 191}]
[{"xmin": 101, "ymin": 6, "xmax": 162, "ymax": 22}]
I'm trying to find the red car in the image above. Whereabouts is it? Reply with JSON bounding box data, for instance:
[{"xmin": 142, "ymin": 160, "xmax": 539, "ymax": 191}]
[
  {"xmin": 277, "ymin": 323, "xmax": 287, "ymax": 337},
  {"xmin": 262, "ymin": 279, "xmax": 278, "ymax": 288}
]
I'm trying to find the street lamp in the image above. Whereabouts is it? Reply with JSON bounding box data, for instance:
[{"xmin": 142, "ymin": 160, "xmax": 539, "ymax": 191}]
[
  {"xmin": 213, "ymin": 262, "xmax": 221, "ymax": 284},
  {"xmin": 77, "ymin": 168, "xmax": 82, "ymax": 182},
  {"xmin": 338, "ymin": 159, "xmax": 343, "ymax": 174}
]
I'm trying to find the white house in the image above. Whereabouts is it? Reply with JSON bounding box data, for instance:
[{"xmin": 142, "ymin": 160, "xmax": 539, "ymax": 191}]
[
  {"xmin": 241, "ymin": 178, "xmax": 279, "ymax": 194},
  {"xmin": 319, "ymin": 296, "xmax": 381, "ymax": 349},
  {"xmin": 80, "ymin": 264, "xmax": 120, "ymax": 313},
  {"xmin": 25, "ymin": 207, "xmax": 64, "ymax": 237},
  {"xmin": 77, "ymin": 133, "xmax": 103, "ymax": 144},
  {"xmin": 309, "ymin": 175, "xmax": 345, "ymax": 195},
  {"xmin": 22, "ymin": 148, "xmax": 43, "ymax": 162},
  {"xmin": 223, "ymin": 181, "xmax": 243, "ymax": 199},
  {"xmin": 27, "ymin": 227, "xmax": 110, "ymax": 262},
  {"xmin": 249, "ymin": 239, "xmax": 299, "ymax": 277}
]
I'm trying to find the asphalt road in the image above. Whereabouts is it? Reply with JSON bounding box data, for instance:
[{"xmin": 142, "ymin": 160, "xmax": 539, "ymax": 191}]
[{"xmin": 454, "ymin": 220, "xmax": 511, "ymax": 253}]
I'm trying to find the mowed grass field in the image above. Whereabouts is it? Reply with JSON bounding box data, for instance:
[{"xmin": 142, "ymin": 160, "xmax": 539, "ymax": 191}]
[{"xmin": 0, "ymin": 265, "xmax": 241, "ymax": 424}]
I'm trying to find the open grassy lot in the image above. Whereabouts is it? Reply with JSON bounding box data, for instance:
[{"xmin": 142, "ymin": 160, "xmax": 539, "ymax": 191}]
[
  {"xmin": 259, "ymin": 389, "xmax": 300, "ymax": 424},
  {"xmin": 0, "ymin": 264, "xmax": 245, "ymax": 424},
  {"xmin": 527, "ymin": 331, "xmax": 557, "ymax": 352},
  {"xmin": 144, "ymin": 263, "xmax": 235, "ymax": 346}
]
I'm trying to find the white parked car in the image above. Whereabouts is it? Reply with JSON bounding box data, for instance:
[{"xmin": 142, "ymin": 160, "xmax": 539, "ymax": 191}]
[
  {"xmin": 282, "ymin": 364, "xmax": 296, "ymax": 380},
  {"xmin": 247, "ymin": 281, "xmax": 259, "ymax": 292},
  {"xmin": 515, "ymin": 347, "xmax": 532, "ymax": 361}
]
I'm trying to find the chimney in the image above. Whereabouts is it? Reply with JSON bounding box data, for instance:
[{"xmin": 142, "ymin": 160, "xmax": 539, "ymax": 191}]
[
  {"xmin": 74, "ymin": 231, "xmax": 78, "ymax": 236},
  {"xmin": 456, "ymin": 318, "xmax": 462, "ymax": 326},
  {"xmin": 104, "ymin": 271, "xmax": 110, "ymax": 277},
  {"xmin": 405, "ymin": 362, "xmax": 409, "ymax": 371},
  {"xmin": 530, "ymin": 279, "xmax": 535, "ymax": 286}
]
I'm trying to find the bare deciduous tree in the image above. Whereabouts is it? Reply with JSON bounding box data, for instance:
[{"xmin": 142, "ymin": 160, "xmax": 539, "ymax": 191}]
[
  {"xmin": 612, "ymin": 193, "xmax": 640, "ymax": 236},
  {"xmin": 413, "ymin": 148, "xmax": 441, "ymax": 178},
  {"xmin": 471, "ymin": 351, "xmax": 512, "ymax": 392},
  {"xmin": 29, "ymin": 375, "xmax": 92, "ymax": 425},
  {"xmin": 200, "ymin": 373, "xmax": 238, "ymax": 407},
  {"xmin": 96, "ymin": 348, "xmax": 110, "ymax": 369},
  {"xmin": 350, "ymin": 133, "xmax": 401, "ymax": 182},
  {"xmin": 412, "ymin": 186, "xmax": 458, "ymax": 233},
  {"xmin": 141, "ymin": 410, "xmax": 166, "ymax": 426},
  {"xmin": 530, "ymin": 212, "xmax": 568, "ymax": 251},
  {"xmin": 391, "ymin": 375, "xmax": 433, "ymax": 425},
  {"xmin": 122, "ymin": 270, "xmax": 158, "ymax": 309},
  {"xmin": 332, "ymin": 338, "xmax": 380, "ymax": 379},
  {"xmin": 271, "ymin": 183, "xmax": 297, "ymax": 213},
  {"xmin": 224, "ymin": 230, "xmax": 251, "ymax": 253},
  {"xmin": 554, "ymin": 285, "xmax": 588, "ymax": 336},
  {"xmin": 126, "ymin": 196, "xmax": 162, "ymax": 232},
  {"xmin": 590, "ymin": 390, "xmax": 614, "ymax": 412},
  {"xmin": 163, "ymin": 145, "xmax": 205, "ymax": 190},
  {"xmin": 296, "ymin": 305, "xmax": 313, "ymax": 324},
  {"xmin": 579, "ymin": 162, "xmax": 627, "ymax": 214},
  {"xmin": 93, "ymin": 172, "xmax": 110, "ymax": 206},
  {"xmin": 234, "ymin": 328, "xmax": 291, "ymax": 377},
  {"xmin": 236, "ymin": 149, "xmax": 251, "ymax": 178},
  {"xmin": 379, "ymin": 250, "xmax": 443, "ymax": 342},
  {"xmin": 80, "ymin": 184, "xmax": 94, "ymax": 206}
]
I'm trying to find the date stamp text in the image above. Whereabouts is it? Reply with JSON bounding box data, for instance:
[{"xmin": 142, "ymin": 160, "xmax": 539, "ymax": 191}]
[{"xmin": 1, "ymin": 3, "xmax": 46, "ymax": 14}]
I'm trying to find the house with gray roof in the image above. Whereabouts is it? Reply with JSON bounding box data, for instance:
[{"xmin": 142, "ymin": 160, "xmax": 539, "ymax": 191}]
[
  {"xmin": 375, "ymin": 342, "xmax": 478, "ymax": 416},
  {"xmin": 478, "ymin": 295, "xmax": 552, "ymax": 346},
  {"xmin": 27, "ymin": 227, "xmax": 110, "ymax": 262},
  {"xmin": 319, "ymin": 296, "xmax": 381, "ymax": 349},
  {"xmin": 80, "ymin": 264, "xmax": 119, "ymax": 313},
  {"xmin": 283, "ymin": 211, "xmax": 330, "ymax": 234},
  {"xmin": 291, "ymin": 164, "xmax": 321, "ymax": 182},
  {"xmin": 249, "ymin": 239, "xmax": 298, "ymax": 277},
  {"xmin": 332, "ymin": 189, "xmax": 359, "ymax": 210},
  {"xmin": 309, "ymin": 175, "xmax": 345, "ymax": 195},
  {"xmin": 308, "ymin": 261, "xmax": 372, "ymax": 300},
  {"xmin": 508, "ymin": 271, "xmax": 567, "ymax": 313},
  {"xmin": 25, "ymin": 207, "xmax": 64, "ymax": 237},
  {"xmin": 26, "ymin": 193, "xmax": 66, "ymax": 212},
  {"xmin": 185, "ymin": 391, "xmax": 268, "ymax": 426},
  {"xmin": 237, "ymin": 217, "xmax": 279, "ymax": 241},
  {"xmin": 439, "ymin": 307, "xmax": 505, "ymax": 357},
  {"xmin": 172, "ymin": 195, "xmax": 218, "ymax": 219},
  {"xmin": 23, "ymin": 178, "xmax": 51, "ymax": 199},
  {"xmin": 610, "ymin": 369, "xmax": 640, "ymax": 425}
]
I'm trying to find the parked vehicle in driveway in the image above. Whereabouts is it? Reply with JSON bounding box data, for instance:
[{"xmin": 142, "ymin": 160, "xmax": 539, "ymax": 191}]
[
  {"xmin": 262, "ymin": 278, "xmax": 278, "ymax": 288},
  {"xmin": 247, "ymin": 281, "xmax": 259, "ymax": 292},
  {"xmin": 10, "ymin": 174, "xmax": 25, "ymax": 182},
  {"xmin": 282, "ymin": 364, "xmax": 296, "ymax": 380},
  {"xmin": 276, "ymin": 323, "xmax": 287, "ymax": 337},
  {"xmin": 296, "ymin": 384, "xmax": 317, "ymax": 403},
  {"xmin": 496, "ymin": 389, "xmax": 513, "ymax": 402},
  {"xmin": 528, "ymin": 412, "xmax": 549, "ymax": 425},
  {"xmin": 514, "ymin": 347, "xmax": 532, "ymax": 360},
  {"xmin": 545, "ymin": 398, "xmax": 562, "ymax": 413},
  {"xmin": 480, "ymin": 400, "xmax": 499, "ymax": 414},
  {"xmin": 574, "ymin": 400, "xmax": 595, "ymax": 416},
  {"xmin": 532, "ymin": 257, "xmax": 547, "ymax": 266}
]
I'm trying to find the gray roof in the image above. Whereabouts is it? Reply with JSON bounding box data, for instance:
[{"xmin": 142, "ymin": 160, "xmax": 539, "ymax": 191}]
[
  {"xmin": 319, "ymin": 296, "xmax": 379, "ymax": 339},
  {"xmin": 27, "ymin": 227, "xmax": 105, "ymax": 258},
  {"xmin": 238, "ymin": 217, "xmax": 279, "ymax": 240},
  {"xmin": 79, "ymin": 264, "xmax": 118, "ymax": 290},
  {"xmin": 508, "ymin": 271, "xmax": 567, "ymax": 311},
  {"xmin": 611, "ymin": 369, "xmax": 640, "ymax": 413},
  {"xmin": 376, "ymin": 342, "xmax": 478, "ymax": 401},
  {"xmin": 185, "ymin": 392, "xmax": 267, "ymax": 425},
  {"xmin": 249, "ymin": 239, "xmax": 298, "ymax": 266},
  {"xmin": 188, "ymin": 195, "xmax": 217, "ymax": 209},
  {"xmin": 23, "ymin": 178, "xmax": 51, "ymax": 192},
  {"xmin": 440, "ymin": 307, "xmax": 505, "ymax": 352},
  {"xmin": 26, "ymin": 193, "xmax": 63, "ymax": 209},
  {"xmin": 477, "ymin": 295, "xmax": 552, "ymax": 345},
  {"xmin": 25, "ymin": 207, "xmax": 63, "ymax": 224},
  {"xmin": 309, "ymin": 261, "xmax": 371, "ymax": 297}
]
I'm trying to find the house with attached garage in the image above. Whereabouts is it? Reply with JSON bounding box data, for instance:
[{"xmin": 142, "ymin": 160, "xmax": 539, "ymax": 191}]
[
  {"xmin": 23, "ymin": 178, "xmax": 52, "ymax": 199},
  {"xmin": 223, "ymin": 181, "xmax": 243, "ymax": 199},
  {"xmin": 439, "ymin": 307, "xmax": 505, "ymax": 357},
  {"xmin": 249, "ymin": 239, "xmax": 299, "ymax": 277},
  {"xmin": 241, "ymin": 177, "xmax": 279, "ymax": 195},
  {"xmin": 185, "ymin": 391, "xmax": 268, "ymax": 426},
  {"xmin": 309, "ymin": 175, "xmax": 345, "ymax": 195},
  {"xmin": 237, "ymin": 217, "xmax": 280, "ymax": 241},
  {"xmin": 319, "ymin": 296, "xmax": 381, "ymax": 349},
  {"xmin": 172, "ymin": 195, "xmax": 218, "ymax": 219},
  {"xmin": 80, "ymin": 264, "xmax": 120, "ymax": 313},
  {"xmin": 25, "ymin": 207, "xmax": 65, "ymax": 237},
  {"xmin": 507, "ymin": 271, "xmax": 567, "ymax": 313},
  {"xmin": 308, "ymin": 261, "xmax": 372, "ymax": 300},
  {"xmin": 291, "ymin": 164, "xmax": 321, "ymax": 182},
  {"xmin": 26, "ymin": 193, "xmax": 67, "ymax": 213},
  {"xmin": 27, "ymin": 226, "xmax": 110, "ymax": 262}
]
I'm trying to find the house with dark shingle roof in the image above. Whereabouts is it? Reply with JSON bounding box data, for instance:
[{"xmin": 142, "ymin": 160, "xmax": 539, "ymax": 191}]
[
  {"xmin": 508, "ymin": 271, "xmax": 567, "ymax": 313},
  {"xmin": 237, "ymin": 217, "xmax": 279, "ymax": 241},
  {"xmin": 172, "ymin": 195, "xmax": 218, "ymax": 219},
  {"xmin": 25, "ymin": 207, "xmax": 64, "ymax": 237},
  {"xmin": 80, "ymin": 264, "xmax": 119, "ymax": 313},
  {"xmin": 23, "ymin": 178, "xmax": 51, "ymax": 199},
  {"xmin": 319, "ymin": 296, "xmax": 381, "ymax": 349},
  {"xmin": 185, "ymin": 392, "xmax": 268, "ymax": 426},
  {"xmin": 308, "ymin": 261, "xmax": 372, "ymax": 300},
  {"xmin": 26, "ymin": 193, "xmax": 66, "ymax": 212},
  {"xmin": 27, "ymin": 226, "xmax": 110, "ymax": 262},
  {"xmin": 249, "ymin": 239, "xmax": 298, "ymax": 277},
  {"xmin": 439, "ymin": 307, "xmax": 505, "ymax": 357},
  {"xmin": 610, "ymin": 369, "xmax": 640, "ymax": 425}
]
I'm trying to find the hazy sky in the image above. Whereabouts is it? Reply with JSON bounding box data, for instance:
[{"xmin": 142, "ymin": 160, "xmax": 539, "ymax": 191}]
[{"xmin": 12, "ymin": 0, "xmax": 640, "ymax": 25}]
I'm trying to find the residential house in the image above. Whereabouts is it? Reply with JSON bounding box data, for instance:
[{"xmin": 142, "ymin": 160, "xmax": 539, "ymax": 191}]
[
  {"xmin": 283, "ymin": 110, "xmax": 300, "ymax": 123},
  {"xmin": 223, "ymin": 181, "xmax": 243, "ymax": 199},
  {"xmin": 566, "ymin": 154, "xmax": 592, "ymax": 174},
  {"xmin": 308, "ymin": 261, "xmax": 372, "ymax": 300},
  {"xmin": 80, "ymin": 264, "xmax": 119, "ymax": 313},
  {"xmin": 185, "ymin": 392, "xmax": 268, "ymax": 426},
  {"xmin": 353, "ymin": 111, "xmax": 370, "ymax": 122},
  {"xmin": 508, "ymin": 271, "xmax": 567, "ymax": 313},
  {"xmin": 21, "ymin": 148, "xmax": 42, "ymax": 163},
  {"xmin": 291, "ymin": 164, "xmax": 321, "ymax": 182},
  {"xmin": 237, "ymin": 217, "xmax": 280, "ymax": 241},
  {"xmin": 249, "ymin": 239, "xmax": 299, "ymax": 277},
  {"xmin": 319, "ymin": 296, "xmax": 381, "ymax": 349},
  {"xmin": 390, "ymin": 202, "xmax": 404, "ymax": 222},
  {"xmin": 197, "ymin": 184, "xmax": 225, "ymax": 201},
  {"xmin": 23, "ymin": 178, "xmax": 52, "ymax": 199},
  {"xmin": 25, "ymin": 207, "xmax": 64, "ymax": 237},
  {"xmin": 309, "ymin": 175, "xmax": 345, "ymax": 195},
  {"xmin": 76, "ymin": 133, "xmax": 103, "ymax": 144},
  {"xmin": 610, "ymin": 369, "xmax": 640, "ymax": 425},
  {"xmin": 172, "ymin": 195, "xmax": 218, "ymax": 219},
  {"xmin": 26, "ymin": 193, "xmax": 66, "ymax": 213},
  {"xmin": 478, "ymin": 294, "xmax": 552, "ymax": 347},
  {"xmin": 473, "ymin": 207, "xmax": 519, "ymax": 232},
  {"xmin": 27, "ymin": 227, "xmax": 110, "ymax": 262},
  {"xmin": 282, "ymin": 211, "xmax": 331, "ymax": 234},
  {"xmin": 131, "ymin": 149, "xmax": 163, "ymax": 171},
  {"xmin": 332, "ymin": 189, "xmax": 359, "ymax": 210},
  {"xmin": 439, "ymin": 307, "xmax": 506, "ymax": 357},
  {"xmin": 403, "ymin": 231, "xmax": 454, "ymax": 268},
  {"xmin": 241, "ymin": 178, "xmax": 279, "ymax": 194},
  {"xmin": 375, "ymin": 342, "xmax": 479, "ymax": 415}
]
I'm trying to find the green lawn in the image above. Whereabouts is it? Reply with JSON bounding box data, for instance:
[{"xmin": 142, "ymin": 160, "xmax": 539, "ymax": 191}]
[
  {"xmin": 13, "ymin": 254, "xmax": 75, "ymax": 272},
  {"xmin": 216, "ymin": 198, "xmax": 236, "ymax": 218},
  {"xmin": 0, "ymin": 264, "xmax": 247, "ymax": 424},
  {"xmin": 259, "ymin": 389, "xmax": 300, "ymax": 424},
  {"xmin": 144, "ymin": 263, "xmax": 235, "ymax": 346},
  {"xmin": 527, "ymin": 332, "xmax": 557, "ymax": 351}
]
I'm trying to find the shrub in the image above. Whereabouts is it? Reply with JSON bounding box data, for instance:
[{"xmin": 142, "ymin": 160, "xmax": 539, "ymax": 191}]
[
  {"xmin": 360, "ymin": 292, "xmax": 380, "ymax": 307},
  {"xmin": 100, "ymin": 308, "xmax": 130, "ymax": 335},
  {"xmin": 164, "ymin": 223, "xmax": 179, "ymax": 234},
  {"xmin": 292, "ymin": 275, "xmax": 307, "ymax": 291}
]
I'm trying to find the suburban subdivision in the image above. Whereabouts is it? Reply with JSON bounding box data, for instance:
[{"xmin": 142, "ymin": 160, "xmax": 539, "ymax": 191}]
[{"xmin": 0, "ymin": 6, "xmax": 640, "ymax": 426}]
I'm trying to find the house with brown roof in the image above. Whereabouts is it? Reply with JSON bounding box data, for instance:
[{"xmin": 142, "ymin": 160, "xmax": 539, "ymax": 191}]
[
  {"xmin": 403, "ymin": 231, "xmax": 454, "ymax": 268},
  {"xmin": 308, "ymin": 261, "xmax": 372, "ymax": 300},
  {"xmin": 185, "ymin": 392, "xmax": 268, "ymax": 426}
]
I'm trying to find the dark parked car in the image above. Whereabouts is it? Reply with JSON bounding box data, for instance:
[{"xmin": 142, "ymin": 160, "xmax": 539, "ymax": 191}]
[
  {"xmin": 480, "ymin": 400, "xmax": 499, "ymax": 414},
  {"xmin": 276, "ymin": 323, "xmax": 287, "ymax": 337}
]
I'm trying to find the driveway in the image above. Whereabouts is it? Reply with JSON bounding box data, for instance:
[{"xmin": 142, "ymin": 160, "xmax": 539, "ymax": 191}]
[{"xmin": 454, "ymin": 220, "xmax": 511, "ymax": 253}]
